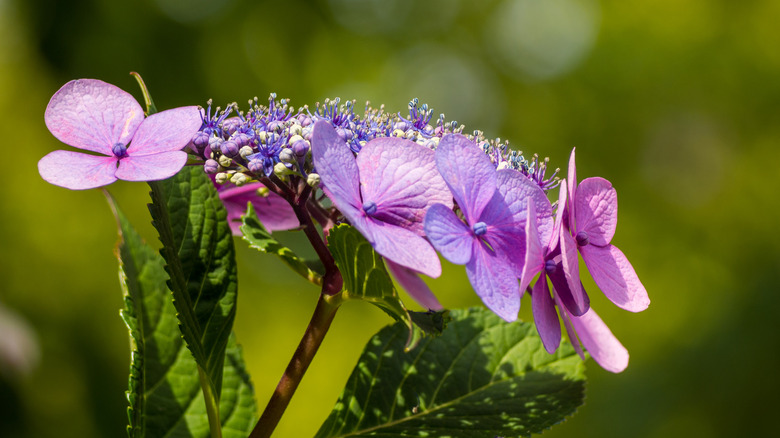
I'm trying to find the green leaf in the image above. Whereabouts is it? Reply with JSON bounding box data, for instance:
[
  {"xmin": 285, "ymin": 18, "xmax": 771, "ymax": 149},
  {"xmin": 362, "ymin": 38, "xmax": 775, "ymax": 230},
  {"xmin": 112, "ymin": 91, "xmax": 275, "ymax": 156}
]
[
  {"xmin": 147, "ymin": 167, "xmax": 239, "ymax": 424},
  {"xmin": 326, "ymin": 224, "xmax": 427, "ymax": 350},
  {"xmin": 240, "ymin": 202, "xmax": 323, "ymax": 286},
  {"xmin": 315, "ymin": 307, "xmax": 586, "ymax": 438},
  {"xmin": 111, "ymin": 195, "xmax": 255, "ymax": 438}
]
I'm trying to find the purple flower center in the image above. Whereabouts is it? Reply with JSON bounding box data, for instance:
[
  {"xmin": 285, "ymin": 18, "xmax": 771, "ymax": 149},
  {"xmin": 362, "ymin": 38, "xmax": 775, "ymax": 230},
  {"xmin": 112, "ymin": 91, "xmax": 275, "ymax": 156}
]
[
  {"xmin": 112, "ymin": 142, "xmax": 128, "ymax": 158},
  {"xmin": 473, "ymin": 221, "xmax": 487, "ymax": 236},
  {"xmin": 576, "ymin": 231, "xmax": 589, "ymax": 247},
  {"xmin": 362, "ymin": 201, "xmax": 378, "ymax": 216},
  {"xmin": 545, "ymin": 259, "xmax": 557, "ymax": 274}
]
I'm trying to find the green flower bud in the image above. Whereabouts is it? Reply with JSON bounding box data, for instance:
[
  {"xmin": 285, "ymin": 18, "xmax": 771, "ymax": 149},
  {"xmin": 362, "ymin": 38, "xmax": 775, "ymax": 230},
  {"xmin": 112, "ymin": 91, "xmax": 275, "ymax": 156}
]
[{"xmin": 307, "ymin": 172, "xmax": 320, "ymax": 188}]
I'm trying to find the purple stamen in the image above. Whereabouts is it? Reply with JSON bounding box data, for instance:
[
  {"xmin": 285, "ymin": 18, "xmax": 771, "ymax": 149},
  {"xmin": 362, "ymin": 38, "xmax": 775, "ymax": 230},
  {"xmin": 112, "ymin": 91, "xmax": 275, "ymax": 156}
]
[
  {"xmin": 545, "ymin": 259, "xmax": 557, "ymax": 274},
  {"xmin": 473, "ymin": 221, "xmax": 487, "ymax": 236},
  {"xmin": 576, "ymin": 231, "xmax": 589, "ymax": 247},
  {"xmin": 362, "ymin": 201, "xmax": 378, "ymax": 216},
  {"xmin": 112, "ymin": 142, "xmax": 128, "ymax": 158}
]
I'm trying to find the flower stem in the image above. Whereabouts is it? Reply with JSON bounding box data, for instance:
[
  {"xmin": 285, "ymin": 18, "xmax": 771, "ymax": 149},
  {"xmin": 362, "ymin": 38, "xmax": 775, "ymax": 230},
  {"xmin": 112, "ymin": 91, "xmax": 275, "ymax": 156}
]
[
  {"xmin": 249, "ymin": 294, "xmax": 340, "ymax": 438},
  {"xmin": 198, "ymin": 365, "xmax": 223, "ymax": 438}
]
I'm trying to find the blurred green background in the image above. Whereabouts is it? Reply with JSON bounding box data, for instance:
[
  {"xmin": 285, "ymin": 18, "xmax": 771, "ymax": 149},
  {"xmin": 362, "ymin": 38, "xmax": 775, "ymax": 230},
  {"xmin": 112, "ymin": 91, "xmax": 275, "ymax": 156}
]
[{"xmin": 2, "ymin": 0, "xmax": 778, "ymax": 436}]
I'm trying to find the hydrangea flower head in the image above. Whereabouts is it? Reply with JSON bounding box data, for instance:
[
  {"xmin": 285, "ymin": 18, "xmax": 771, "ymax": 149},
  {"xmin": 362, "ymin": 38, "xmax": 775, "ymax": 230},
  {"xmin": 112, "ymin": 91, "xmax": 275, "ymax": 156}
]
[
  {"xmin": 560, "ymin": 149, "xmax": 650, "ymax": 312},
  {"xmin": 311, "ymin": 120, "xmax": 452, "ymax": 307},
  {"xmin": 39, "ymin": 79, "xmax": 201, "ymax": 190},
  {"xmin": 424, "ymin": 134, "xmax": 553, "ymax": 322}
]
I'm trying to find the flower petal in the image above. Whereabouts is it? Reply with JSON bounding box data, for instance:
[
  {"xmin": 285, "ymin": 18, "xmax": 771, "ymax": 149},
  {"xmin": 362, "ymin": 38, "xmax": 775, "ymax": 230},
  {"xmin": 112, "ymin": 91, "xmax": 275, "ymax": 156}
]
[
  {"xmin": 385, "ymin": 260, "xmax": 443, "ymax": 311},
  {"xmin": 569, "ymin": 307, "xmax": 629, "ymax": 373},
  {"xmin": 38, "ymin": 150, "xmax": 118, "ymax": 190},
  {"xmin": 548, "ymin": 258, "xmax": 589, "ymax": 317},
  {"xmin": 532, "ymin": 274, "xmax": 561, "ymax": 354},
  {"xmin": 435, "ymin": 134, "xmax": 497, "ymax": 225},
  {"xmin": 495, "ymin": 169, "xmax": 555, "ymax": 246},
  {"xmin": 567, "ymin": 148, "xmax": 577, "ymax": 228},
  {"xmin": 311, "ymin": 121, "xmax": 362, "ymax": 211},
  {"xmin": 115, "ymin": 151, "xmax": 188, "ymax": 182},
  {"xmin": 519, "ymin": 199, "xmax": 545, "ymax": 294},
  {"xmin": 217, "ymin": 182, "xmax": 299, "ymax": 235},
  {"xmin": 359, "ymin": 218, "xmax": 441, "ymax": 278},
  {"xmin": 128, "ymin": 106, "xmax": 202, "ymax": 155},
  {"xmin": 559, "ymin": 225, "xmax": 590, "ymax": 316},
  {"xmin": 356, "ymin": 136, "xmax": 451, "ymax": 235},
  {"xmin": 466, "ymin": 242, "xmax": 520, "ymax": 322},
  {"xmin": 580, "ymin": 244, "xmax": 650, "ymax": 312},
  {"xmin": 548, "ymin": 180, "xmax": 568, "ymax": 253},
  {"xmin": 424, "ymin": 203, "xmax": 474, "ymax": 265},
  {"xmin": 555, "ymin": 293, "xmax": 585, "ymax": 360},
  {"xmin": 574, "ymin": 177, "xmax": 617, "ymax": 246},
  {"xmin": 45, "ymin": 79, "xmax": 143, "ymax": 155}
]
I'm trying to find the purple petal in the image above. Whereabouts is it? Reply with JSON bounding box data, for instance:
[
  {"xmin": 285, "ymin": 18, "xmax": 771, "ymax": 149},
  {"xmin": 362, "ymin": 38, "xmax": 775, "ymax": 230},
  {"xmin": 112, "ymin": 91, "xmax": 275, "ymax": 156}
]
[
  {"xmin": 424, "ymin": 203, "xmax": 474, "ymax": 265},
  {"xmin": 580, "ymin": 244, "xmax": 650, "ymax": 312},
  {"xmin": 218, "ymin": 182, "xmax": 299, "ymax": 235},
  {"xmin": 555, "ymin": 293, "xmax": 585, "ymax": 360},
  {"xmin": 128, "ymin": 106, "xmax": 202, "ymax": 156},
  {"xmin": 45, "ymin": 79, "xmax": 143, "ymax": 155},
  {"xmin": 569, "ymin": 307, "xmax": 629, "ymax": 373},
  {"xmin": 385, "ymin": 260, "xmax": 443, "ymax": 311},
  {"xmin": 548, "ymin": 181, "xmax": 568, "ymax": 253},
  {"xmin": 574, "ymin": 177, "xmax": 617, "ymax": 246},
  {"xmin": 114, "ymin": 151, "xmax": 188, "ymax": 182},
  {"xmin": 519, "ymin": 199, "xmax": 545, "ymax": 294},
  {"xmin": 435, "ymin": 134, "xmax": 497, "ymax": 225},
  {"xmin": 358, "ymin": 217, "xmax": 442, "ymax": 278},
  {"xmin": 548, "ymin": 258, "xmax": 589, "ymax": 317},
  {"xmin": 311, "ymin": 121, "xmax": 362, "ymax": 212},
  {"xmin": 559, "ymin": 225, "xmax": 590, "ymax": 316},
  {"xmin": 494, "ymin": 169, "xmax": 555, "ymax": 246},
  {"xmin": 38, "ymin": 150, "xmax": 117, "ymax": 190},
  {"xmin": 567, "ymin": 148, "xmax": 577, "ymax": 228},
  {"xmin": 356, "ymin": 137, "xmax": 451, "ymax": 235},
  {"xmin": 479, "ymin": 191, "xmax": 526, "ymax": 276},
  {"xmin": 532, "ymin": 274, "xmax": 561, "ymax": 354},
  {"xmin": 466, "ymin": 242, "xmax": 520, "ymax": 322}
]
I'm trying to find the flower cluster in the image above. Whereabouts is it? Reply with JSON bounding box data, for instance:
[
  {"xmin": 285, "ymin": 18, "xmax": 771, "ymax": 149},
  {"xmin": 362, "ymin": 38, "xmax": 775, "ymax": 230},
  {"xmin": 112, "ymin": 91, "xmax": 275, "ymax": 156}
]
[{"xmin": 39, "ymin": 79, "xmax": 649, "ymax": 372}]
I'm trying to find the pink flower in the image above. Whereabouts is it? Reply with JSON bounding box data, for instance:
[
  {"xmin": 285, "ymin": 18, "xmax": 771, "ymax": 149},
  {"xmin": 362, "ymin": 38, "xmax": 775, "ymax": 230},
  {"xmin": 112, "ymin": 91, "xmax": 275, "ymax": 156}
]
[
  {"xmin": 214, "ymin": 180, "xmax": 299, "ymax": 236},
  {"xmin": 39, "ymin": 79, "xmax": 201, "ymax": 190},
  {"xmin": 560, "ymin": 149, "xmax": 650, "ymax": 312}
]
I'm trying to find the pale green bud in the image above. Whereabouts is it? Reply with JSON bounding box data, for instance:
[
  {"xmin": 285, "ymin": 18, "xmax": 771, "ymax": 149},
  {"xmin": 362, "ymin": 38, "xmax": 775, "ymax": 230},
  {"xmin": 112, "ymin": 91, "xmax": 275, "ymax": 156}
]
[
  {"xmin": 218, "ymin": 154, "xmax": 233, "ymax": 167},
  {"xmin": 307, "ymin": 172, "xmax": 320, "ymax": 188},
  {"xmin": 215, "ymin": 172, "xmax": 229, "ymax": 185}
]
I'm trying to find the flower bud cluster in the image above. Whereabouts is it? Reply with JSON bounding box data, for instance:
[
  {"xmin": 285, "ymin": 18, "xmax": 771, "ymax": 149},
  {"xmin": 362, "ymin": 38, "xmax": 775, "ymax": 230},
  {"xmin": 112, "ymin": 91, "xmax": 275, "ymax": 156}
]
[{"xmin": 190, "ymin": 94, "xmax": 560, "ymax": 191}]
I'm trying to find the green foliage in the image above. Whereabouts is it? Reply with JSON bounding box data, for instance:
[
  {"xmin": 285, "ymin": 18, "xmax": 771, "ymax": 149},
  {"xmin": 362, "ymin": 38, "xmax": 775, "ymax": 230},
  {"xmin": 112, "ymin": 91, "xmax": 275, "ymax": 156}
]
[
  {"xmin": 326, "ymin": 224, "xmax": 445, "ymax": 350},
  {"xmin": 316, "ymin": 308, "xmax": 586, "ymax": 438},
  {"xmin": 240, "ymin": 202, "xmax": 323, "ymax": 286},
  {"xmin": 111, "ymin": 196, "xmax": 255, "ymax": 438}
]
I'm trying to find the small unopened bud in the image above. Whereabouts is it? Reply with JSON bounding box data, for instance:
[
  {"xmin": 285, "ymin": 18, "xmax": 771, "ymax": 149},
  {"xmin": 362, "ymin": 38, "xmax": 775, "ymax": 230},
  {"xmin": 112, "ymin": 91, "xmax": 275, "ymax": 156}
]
[
  {"xmin": 221, "ymin": 140, "xmax": 239, "ymax": 157},
  {"xmin": 247, "ymin": 158, "xmax": 264, "ymax": 174},
  {"xmin": 192, "ymin": 131, "xmax": 210, "ymax": 150},
  {"xmin": 288, "ymin": 134, "xmax": 304, "ymax": 146},
  {"xmin": 292, "ymin": 140, "xmax": 309, "ymax": 158},
  {"xmin": 392, "ymin": 129, "xmax": 405, "ymax": 138},
  {"xmin": 215, "ymin": 172, "xmax": 229, "ymax": 184},
  {"xmin": 256, "ymin": 186, "xmax": 270, "ymax": 197},
  {"xmin": 306, "ymin": 172, "xmax": 320, "ymax": 188},
  {"xmin": 218, "ymin": 154, "xmax": 233, "ymax": 168},
  {"xmin": 204, "ymin": 159, "xmax": 219, "ymax": 174},
  {"xmin": 234, "ymin": 133, "xmax": 251, "ymax": 147},
  {"xmin": 257, "ymin": 131, "xmax": 268, "ymax": 143},
  {"xmin": 230, "ymin": 172, "xmax": 249, "ymax": 186},
  {"xmin": 289, "ymin": 124, "xmax": 303, "ymax": 137},
  {"xmin": 496, "ymin": 161, "xmax": 510, "ymax": 170},
  {"xmin": 239, "ymin": 146, "xmax": 254, "ymax": 159},
  {"xmin": 279, "ymin": 148, "xmax": 296, "ymax": 164},
  {"xmin": 209, "ymin": 136, "xmax": 223, "ymax": 152},
  {"xmin": 274, "ymin": 162, "xmax": 291, "ymax": 181}
]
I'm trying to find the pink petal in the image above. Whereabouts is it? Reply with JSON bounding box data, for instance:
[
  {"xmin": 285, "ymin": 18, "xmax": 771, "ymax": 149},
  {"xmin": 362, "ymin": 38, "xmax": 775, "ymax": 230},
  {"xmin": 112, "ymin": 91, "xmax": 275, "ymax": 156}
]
[
  {"xmin": 574, "ymin": 177, "xmax": 617, "ymax": 246},
  {"xmin": 580, "ymin": 244, "xmax": 650, "ymax": 312},
  {"xmin": 532, "ymin": 274, "xmax": 561, "ymax": 354},
  {"xmin": 218, "ymin": 182, "xmax": 299, "ymax": 235},
  {"xmin": 424, "ymin": 203, "xmax": 474, "ymax": 265},
  {"xmin": 356, "ymin": 137, "xmax": 452, "ymax": 235},
  {"xmin": 45, "ymin": 79, "xmax": 143, "ymax": 155},
  {"xmin": 385, "ymin": 260, "xmax": 443, "ymax": 311},
  {"xmin": 495, "ymin": 169, "xmax": 555, "ymax": 246},
  {"xmin": 567, "ymin": 148, "xmax": 577, "ymax": 229},
  {"xmin": 519, "ymin": 199, "xmax": 545, "ymax": 294},
  {"xmin": 311, "ymin": 121, "xmax": 362, "ymax": 211},
  {"xmin": 466, "ymin": 242, "xmax": 520, "ymax": 322},
  {"xmin": 479, "ymin": 192, "xmax": 526, "ymax": 276},
  {"xmin": 358, "ymin": 217, "xmax": 442, "ymax": 278},
  {"xmin": 38, "ymin": 150, "xmax": 118, "ymax": 190},
  {"xmin": 114, "ymin": 151, "xmax": 188, "ymax": 182},
  {"xmin": 559, "ymin": 225, "xmax": 590, "ymax": 316},
  {"xmin": 555, "ymin": 293, "xmax": 585, "ymax": 360},
  {"xmin": 128, "ymin": 106, "xmax": 203, "ymax": 155},
  {"xmin": 435, "ymin": 134, "xmax": 497, "ymax": 225},
  {"xmin": 569, "ymin": 307, "xmax": 629, "ymax": 373},
  {"xmin": 548, "ymin": 258, "xmax": 589, "ymax": 317},
  {"xmin": 548, "ymin": 181, "xmax": 568, "ymax": 253}
]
